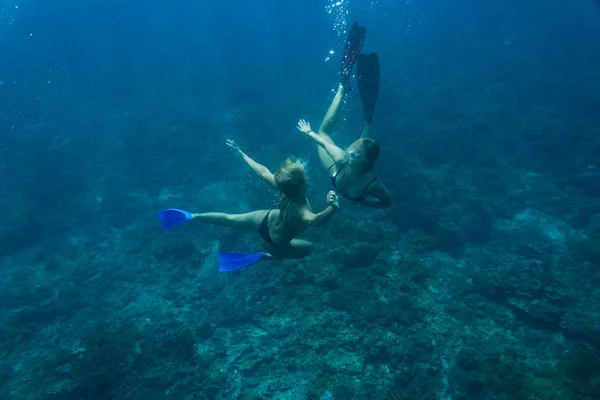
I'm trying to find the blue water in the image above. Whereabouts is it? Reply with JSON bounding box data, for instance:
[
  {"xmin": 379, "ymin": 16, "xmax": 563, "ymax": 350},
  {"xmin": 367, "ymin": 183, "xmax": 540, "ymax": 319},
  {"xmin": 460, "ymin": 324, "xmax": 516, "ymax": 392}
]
[{"xmin": 1, "ymin": 1, "xmax": 600, "ymax": 399}]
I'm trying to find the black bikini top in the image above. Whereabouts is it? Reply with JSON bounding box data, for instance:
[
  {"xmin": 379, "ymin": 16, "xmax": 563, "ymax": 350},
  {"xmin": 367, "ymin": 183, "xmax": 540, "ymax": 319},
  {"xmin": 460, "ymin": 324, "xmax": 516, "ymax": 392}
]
[
  {"xmin": 278, "ymin": 195, "xmax": 309, "ymax": 226},
  {"xmin": 330, "ymin": 162, "xmax": 378, "ymax": 202}
]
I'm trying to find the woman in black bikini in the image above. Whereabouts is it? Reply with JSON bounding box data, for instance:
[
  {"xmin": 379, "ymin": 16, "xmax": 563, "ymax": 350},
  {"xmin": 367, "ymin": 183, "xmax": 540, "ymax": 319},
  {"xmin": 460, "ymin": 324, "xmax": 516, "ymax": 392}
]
[
  {"xmin": 190, "ymin": 140, "xmax": 339, "ymax": 259},
  {"xmin": 296, "ymin": 22, "xmax": 392, "ymax": 209},
  {"xmin": 297, "ymin": 117, "xmax": 390, "ymax": 207}
]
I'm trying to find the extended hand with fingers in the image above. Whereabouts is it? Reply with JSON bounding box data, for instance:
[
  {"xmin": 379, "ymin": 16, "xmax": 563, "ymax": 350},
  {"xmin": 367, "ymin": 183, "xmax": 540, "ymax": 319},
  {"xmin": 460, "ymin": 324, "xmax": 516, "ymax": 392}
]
[
  {"xmin": 296, "ymin": 119, "xmax": 312, "ymax": 134},
  {"xmin": 225, "ymin": 139, "xmax": 243, "ymax": 156},
  {"xmin": 326, "ymin": 190, "xmax": 339, "ymax": 209}
]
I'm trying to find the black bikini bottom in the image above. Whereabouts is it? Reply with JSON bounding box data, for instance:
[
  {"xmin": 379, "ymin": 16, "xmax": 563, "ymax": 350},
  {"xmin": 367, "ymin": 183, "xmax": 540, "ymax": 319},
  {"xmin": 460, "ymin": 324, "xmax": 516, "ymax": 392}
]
[{"xmin": 259, "ymin": 210, "xmax": 285, "ymax": 248}]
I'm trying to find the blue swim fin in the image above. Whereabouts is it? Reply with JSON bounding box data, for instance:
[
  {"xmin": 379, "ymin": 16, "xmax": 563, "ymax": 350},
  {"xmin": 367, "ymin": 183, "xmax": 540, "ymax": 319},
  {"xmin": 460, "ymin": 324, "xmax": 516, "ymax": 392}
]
[
  {"xmin": 218, "ymin": 252, "xmax": 267, "ymax": 272},
  {"xmin": 157, "ymin": 209, "xmax": 193, "ymax": 229}
]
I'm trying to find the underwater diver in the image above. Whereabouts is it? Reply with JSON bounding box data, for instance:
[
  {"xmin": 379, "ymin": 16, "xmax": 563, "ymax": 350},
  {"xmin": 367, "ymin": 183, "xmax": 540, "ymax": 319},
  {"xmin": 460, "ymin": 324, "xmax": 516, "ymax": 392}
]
[
  {"xmin": 297, "ymin": 21, "xmax": 392, "ymax": 209},
  {"xmin": 157, "ymin": 140, "xmax": 339, "ymax": 272}
]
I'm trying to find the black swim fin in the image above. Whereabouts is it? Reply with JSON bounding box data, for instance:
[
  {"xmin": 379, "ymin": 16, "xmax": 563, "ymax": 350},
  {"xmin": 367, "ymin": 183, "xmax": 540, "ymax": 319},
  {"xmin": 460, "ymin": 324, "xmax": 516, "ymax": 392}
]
[
  {"xmin": 357, "ymin": 52, "xmax": 380, "ymax": 124},
  {"xmin": 340, "ymin": 22, "xmax": 366, "ymax": 91}
]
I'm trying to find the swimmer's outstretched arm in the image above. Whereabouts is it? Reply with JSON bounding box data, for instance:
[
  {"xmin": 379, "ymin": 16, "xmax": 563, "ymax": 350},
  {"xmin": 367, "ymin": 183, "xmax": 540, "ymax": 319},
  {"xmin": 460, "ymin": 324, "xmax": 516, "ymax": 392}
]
[
  {"xmin": 302, "ymin": 190, "xmax": 339, "ymax": 227},
  {"xmin": 296, "ymin": 119, "xmax": 346, "ymax": 164},
  {"xmin": 226, "ymin": 139, "xmax": 277, "ymax": 188}
]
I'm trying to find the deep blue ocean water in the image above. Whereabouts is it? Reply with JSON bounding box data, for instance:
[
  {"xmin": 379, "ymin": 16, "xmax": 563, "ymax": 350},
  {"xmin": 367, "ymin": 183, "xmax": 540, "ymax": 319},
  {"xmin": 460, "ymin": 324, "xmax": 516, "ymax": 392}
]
[{"xmin": 1, "ymin": 1, "xmax": 600, "ymax": 399}]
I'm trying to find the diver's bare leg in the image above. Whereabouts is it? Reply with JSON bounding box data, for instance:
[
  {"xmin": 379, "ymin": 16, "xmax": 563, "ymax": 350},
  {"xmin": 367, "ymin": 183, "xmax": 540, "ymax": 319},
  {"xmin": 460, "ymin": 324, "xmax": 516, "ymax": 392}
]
[
  {"xmin": 191, "ymin": 210, "xmax": 268, "ymax": 231},
  {"xmin": 361, "ymin": 122, "xmax": 373, "ymax": 139},
  {"xmin": 318, "ymin": 83, "xmax": 345, "ymax": 135},
  {"xmin": 317, "ymin": 83, "xmax": 346, "ymax": 171},
  {"xmin": 267, "ymin": 239, "xmax": 315, "ymax": 259}
]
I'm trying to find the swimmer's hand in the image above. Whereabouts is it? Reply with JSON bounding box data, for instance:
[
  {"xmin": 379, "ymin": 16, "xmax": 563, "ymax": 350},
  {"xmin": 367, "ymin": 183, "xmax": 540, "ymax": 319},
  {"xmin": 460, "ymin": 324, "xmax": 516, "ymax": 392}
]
[
  {"xmin": 297, "ymin": 119, "xmax": 312, "ymax": 134},
  {"xmin": 296, "ymin": 119, "xmax": 346, "ymax": 163},
  {"xmin": 226, "ymin": 139, "xmax": 244, "ymax": 157},
  {"xmin": 327, "ymin": 190, "xmax": 339, "ymax": 209},
  {"xmin": 226, "ymin": 139, "xmax": 276, "ymax": 187}
]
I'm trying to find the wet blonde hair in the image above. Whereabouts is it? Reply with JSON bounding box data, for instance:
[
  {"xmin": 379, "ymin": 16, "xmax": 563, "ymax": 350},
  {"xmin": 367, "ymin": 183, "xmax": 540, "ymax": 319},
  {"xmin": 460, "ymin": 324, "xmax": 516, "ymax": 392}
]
[{"xmin": 274, "ymin": 157, "xmax": 307, "ymax": 198}]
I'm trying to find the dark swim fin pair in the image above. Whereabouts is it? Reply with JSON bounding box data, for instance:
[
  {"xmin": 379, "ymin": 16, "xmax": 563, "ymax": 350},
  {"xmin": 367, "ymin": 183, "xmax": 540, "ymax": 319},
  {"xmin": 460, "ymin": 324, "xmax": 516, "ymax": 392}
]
[
  {"xmin": 156, "ymin": 209, "xmax": 268, "ymax": 272},
  {"xmin": 340, "ymin": 22, "xmax": 380, "ymax": 123}
]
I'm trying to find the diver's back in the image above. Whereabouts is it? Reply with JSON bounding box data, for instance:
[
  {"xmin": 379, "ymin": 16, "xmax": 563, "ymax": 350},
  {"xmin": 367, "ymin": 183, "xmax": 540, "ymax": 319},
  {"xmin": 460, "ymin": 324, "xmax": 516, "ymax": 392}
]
[{"xmin": 268, "ymin": 202, "xmax": 307, "ymax": 246}]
